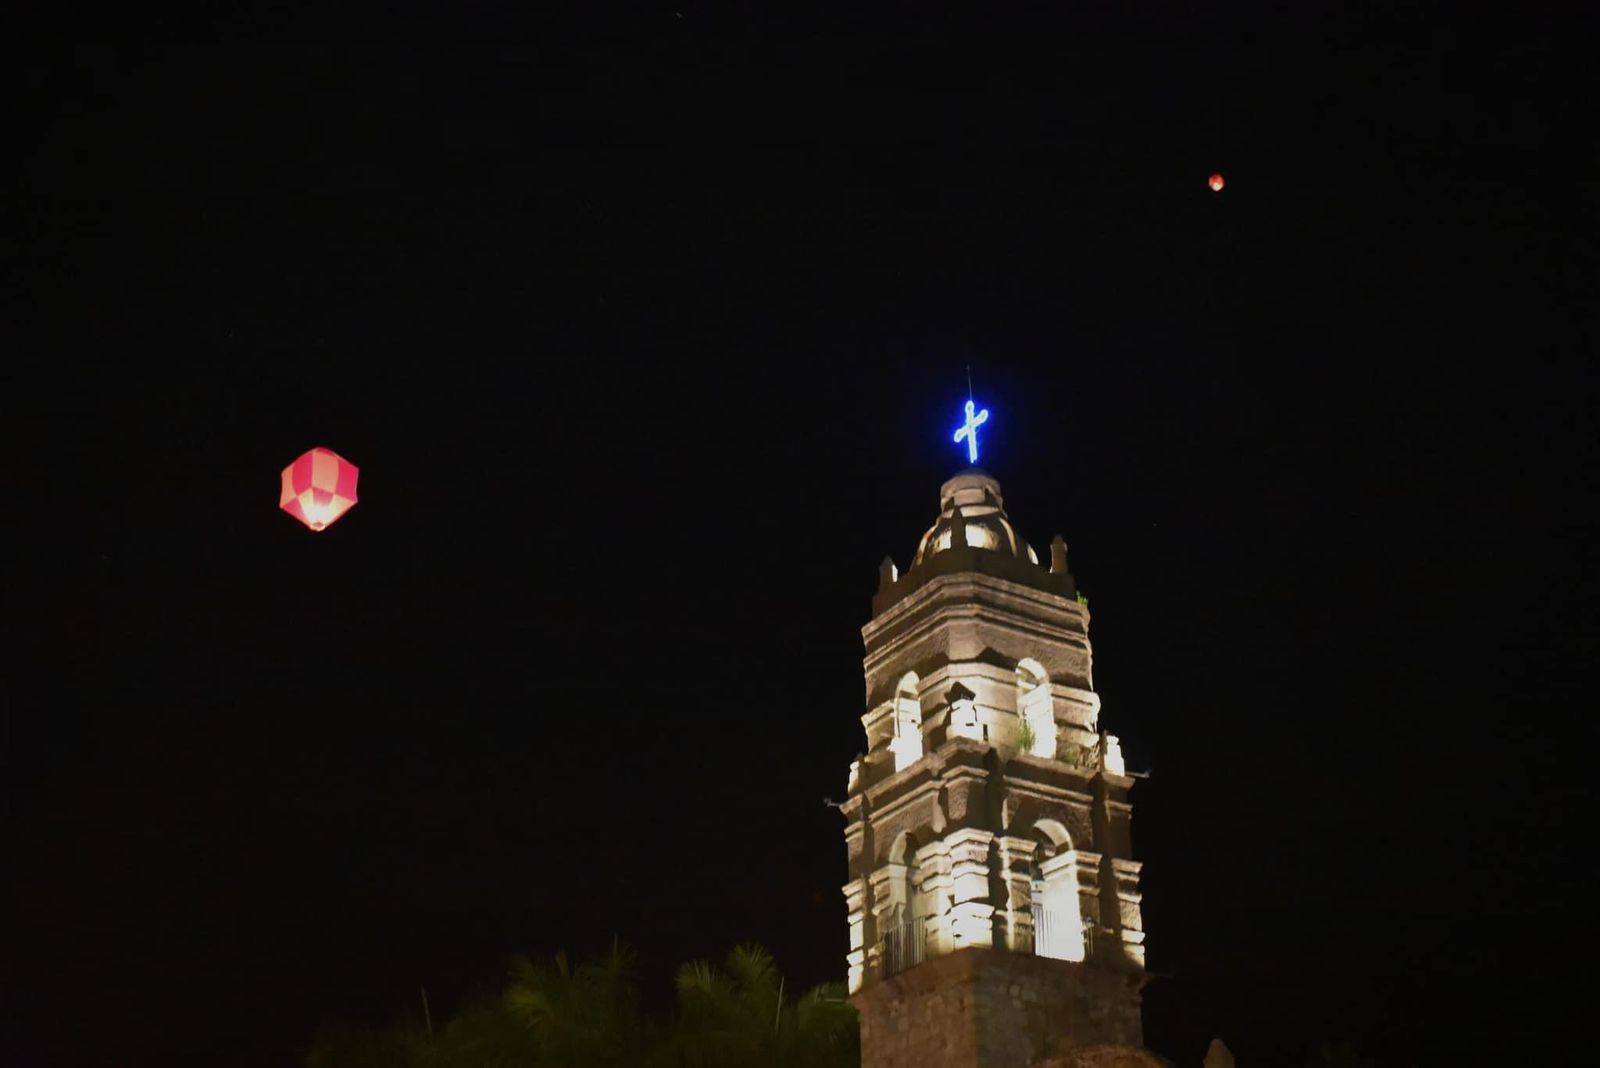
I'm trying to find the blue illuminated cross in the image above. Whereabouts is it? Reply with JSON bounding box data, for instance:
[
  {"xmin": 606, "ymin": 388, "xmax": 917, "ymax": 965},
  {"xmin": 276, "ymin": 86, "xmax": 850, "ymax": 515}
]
[{"xmin": 953, "ymin": 399, "xmax": 990, "ymax": 465}]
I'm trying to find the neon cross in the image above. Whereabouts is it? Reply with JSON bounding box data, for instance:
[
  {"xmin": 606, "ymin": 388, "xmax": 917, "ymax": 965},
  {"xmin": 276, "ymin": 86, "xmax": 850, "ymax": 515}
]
[{"xmin": 953, "ymin": 399, "xmax": 990, "ymax": 464}]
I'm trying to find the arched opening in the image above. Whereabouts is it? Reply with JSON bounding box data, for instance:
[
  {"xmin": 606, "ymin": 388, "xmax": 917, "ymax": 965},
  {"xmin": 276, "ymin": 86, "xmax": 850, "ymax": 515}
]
[
  {"xmin": 1030, "ymin": 820, "xmax": 1085, "ymax": 962},
  {"xmin": 1016, "ymin": 659, "xmax": 1057, "ymax": 758},
  {"xmin": 883, "ymin": 832, "xmax": 928, "ymax": 976},
  {"xmin": 889, "ymin": 673, "xmax": 924, "ymax": 772}
]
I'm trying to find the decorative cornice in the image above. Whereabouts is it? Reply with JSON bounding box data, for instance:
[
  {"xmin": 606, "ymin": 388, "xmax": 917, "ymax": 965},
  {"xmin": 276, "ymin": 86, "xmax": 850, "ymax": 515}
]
[{"xmin": 865, "ymin": 571, "xmax": 1086, "ymax": 644}]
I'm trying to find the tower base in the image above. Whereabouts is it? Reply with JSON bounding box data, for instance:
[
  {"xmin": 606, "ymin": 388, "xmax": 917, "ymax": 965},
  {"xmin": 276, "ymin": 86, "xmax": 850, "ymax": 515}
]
[{"xmin": 853, "ymin": 948, "xmax": 1149, "ymax": 1068}]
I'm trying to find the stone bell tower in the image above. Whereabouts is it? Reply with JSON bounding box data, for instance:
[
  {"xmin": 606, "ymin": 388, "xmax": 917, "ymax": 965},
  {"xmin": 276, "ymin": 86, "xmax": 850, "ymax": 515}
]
[{"xmin": 841, "ymin": 469, "xmax": 1151, "ymax": 1068}]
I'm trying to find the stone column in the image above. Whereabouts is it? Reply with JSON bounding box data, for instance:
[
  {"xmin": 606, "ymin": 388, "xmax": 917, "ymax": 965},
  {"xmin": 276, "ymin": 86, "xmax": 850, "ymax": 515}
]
[
  {"xmin": 1075, "ymin": 848, "xmax": 1105, "ymax": 960},
  {"xmin": 912, "ymin": 839, "xmax": 954, "ymax": 957},
  {"xmin": 944, "ymin": 827, "xmax": 997, "ymax": 951},
  {"xmin": 842, "ymin": 877, "xmax": 868, "ymax": 993},
  {"xmin": 1111, "ymin": 857, "xmax": 1147, "ymax": 969},
  {"xmin": 994, "ymin": 834, "xmax": 1040, "ymax": 953},
  {"xmin": 866, "ymin": 863, "xmax": 904, "ymax": 983}
]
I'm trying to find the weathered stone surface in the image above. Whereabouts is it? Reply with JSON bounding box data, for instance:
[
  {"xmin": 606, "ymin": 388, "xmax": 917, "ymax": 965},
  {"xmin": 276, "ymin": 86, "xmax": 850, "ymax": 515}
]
[
  {"xmin": 853, "ymin": 948, "xmax": 1146, "ymax": 1068},
  {"xmin": 1036, "ymin": 1044, "xmax": 1168, "ymax": 1068}
]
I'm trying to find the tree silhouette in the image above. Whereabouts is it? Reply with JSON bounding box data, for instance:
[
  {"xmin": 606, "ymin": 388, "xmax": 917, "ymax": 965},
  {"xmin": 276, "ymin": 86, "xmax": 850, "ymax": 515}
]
[
  {"xmin": 305, "ymin": 941, "xmax": 857, "ymax": 1068},
  {"xmin": 669, "ymin": 943, "xmax": 857, "ymax": 1068},
  {"xmin": 503, "ymin": 940, "xmax": 645, "ymax": 1066}
]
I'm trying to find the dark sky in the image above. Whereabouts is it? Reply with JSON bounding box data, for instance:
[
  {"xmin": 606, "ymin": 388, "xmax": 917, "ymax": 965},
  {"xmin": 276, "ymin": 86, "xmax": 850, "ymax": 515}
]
[{"xmin": 12, "ymin": 4, "xmax": 1595, "ymax": 1066}]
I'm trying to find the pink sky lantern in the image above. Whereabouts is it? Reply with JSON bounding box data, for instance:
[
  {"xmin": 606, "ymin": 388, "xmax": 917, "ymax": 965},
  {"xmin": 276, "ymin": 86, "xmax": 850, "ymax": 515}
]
[{"xmin": 279, "ymin": 447, "xmax": 359, "ymax": 531}]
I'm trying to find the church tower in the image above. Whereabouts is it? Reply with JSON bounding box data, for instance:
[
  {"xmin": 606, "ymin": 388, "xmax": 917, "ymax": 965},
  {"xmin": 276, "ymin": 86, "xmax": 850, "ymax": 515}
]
[{"xmin": 841, "ymin": 465, "xmax": 1151, "ymax": 1067}]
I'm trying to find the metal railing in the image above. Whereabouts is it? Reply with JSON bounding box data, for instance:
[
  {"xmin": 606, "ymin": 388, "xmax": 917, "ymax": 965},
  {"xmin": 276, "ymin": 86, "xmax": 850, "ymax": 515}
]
[
  {"xmin": 876, "ymin": 916, "xmax": 929, "ymax": 979},
  {"xmin": 1031, "ymin": 906, "xmax": 1093, "ymax": 962},
  {"xmin": 867, "ymin": 910, "xmax": 1095, "ymax": 982}
]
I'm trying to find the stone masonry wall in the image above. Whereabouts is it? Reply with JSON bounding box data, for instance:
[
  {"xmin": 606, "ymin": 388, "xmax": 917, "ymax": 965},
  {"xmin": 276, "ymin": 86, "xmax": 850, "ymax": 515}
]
[{"xmin": 854, "ymin": 949, "xmax": 1145, "ymax": 1068}]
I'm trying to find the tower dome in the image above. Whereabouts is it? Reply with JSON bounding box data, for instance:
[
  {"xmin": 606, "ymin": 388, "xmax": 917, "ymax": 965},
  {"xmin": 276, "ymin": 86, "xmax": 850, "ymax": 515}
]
[
  {"xmin": 912, "ymin": 469, "xmax": 1038, "ymax": 566},
  {"xmin": 873, "ymin": 468, "xmax": 1077, "ymax": 617}
]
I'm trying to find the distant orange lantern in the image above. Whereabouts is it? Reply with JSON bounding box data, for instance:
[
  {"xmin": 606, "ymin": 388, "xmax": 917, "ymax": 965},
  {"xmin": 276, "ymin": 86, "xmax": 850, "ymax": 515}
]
[
  {"xmin": 279, "ymin": 447, "xmax": 359, "ymax": 531},
  {"xmin": 1209, "ymin": 173, "xmax": 1225, "ymax": 192}
]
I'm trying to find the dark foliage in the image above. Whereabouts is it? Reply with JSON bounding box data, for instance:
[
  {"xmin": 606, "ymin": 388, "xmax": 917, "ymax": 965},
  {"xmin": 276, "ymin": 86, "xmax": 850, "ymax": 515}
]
[{"xmin": 307, "ymin": 942, "xmax": 858, "ymax": 1068}]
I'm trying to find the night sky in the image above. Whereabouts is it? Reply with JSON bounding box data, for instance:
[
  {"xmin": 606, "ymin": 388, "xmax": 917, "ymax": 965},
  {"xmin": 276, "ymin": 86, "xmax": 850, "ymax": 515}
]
[{"xmin": 13, "ymin": 5, "xmax": 1595, "ymax": 1066}]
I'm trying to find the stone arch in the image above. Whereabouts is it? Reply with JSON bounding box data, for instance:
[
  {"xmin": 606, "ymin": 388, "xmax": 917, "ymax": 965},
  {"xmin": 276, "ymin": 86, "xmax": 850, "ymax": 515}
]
[
  {"xmin": 881, "ymin": 830, "xmax": 929, "ymax": 975},
  {"xmin": 884, "ymin": 826, "xmax": 941, "ymax": 923},
  {"xmin": 1032, "ymin": 817, "xmax": 1073, "ymax": 852},
  {"xmin": 1016, "ymin": 658, "xmax": 1058, "ymax": 758},
  {"xmin": 888, "ymin": 829, "xmax": 919, "ymax": 866},
  {"xmin": 1028, "ymin": 818, "xmax": 1085, "ymax": 962},
  {"xmin": 890, "ymin": 672, "xmax": 924, "ymax": 771}
]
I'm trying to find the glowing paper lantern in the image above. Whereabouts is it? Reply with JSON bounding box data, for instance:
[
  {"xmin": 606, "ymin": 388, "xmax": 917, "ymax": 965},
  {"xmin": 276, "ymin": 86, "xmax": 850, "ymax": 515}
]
[
  {"xmin": 279, "ymin": 447, "xmax": 359, "ymax": 531},
  {"xmin": 1209, "ymin": 173, "xmax": 1225, "ymax": 192}
]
